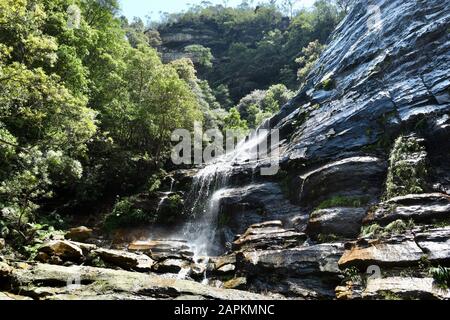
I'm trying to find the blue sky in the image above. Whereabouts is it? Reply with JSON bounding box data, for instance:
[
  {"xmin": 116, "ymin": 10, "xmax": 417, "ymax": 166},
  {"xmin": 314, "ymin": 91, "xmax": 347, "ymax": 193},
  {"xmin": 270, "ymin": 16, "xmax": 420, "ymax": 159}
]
[{"xmin": 119, "ymin": 0, "xmax": 316, "ymax": 22}]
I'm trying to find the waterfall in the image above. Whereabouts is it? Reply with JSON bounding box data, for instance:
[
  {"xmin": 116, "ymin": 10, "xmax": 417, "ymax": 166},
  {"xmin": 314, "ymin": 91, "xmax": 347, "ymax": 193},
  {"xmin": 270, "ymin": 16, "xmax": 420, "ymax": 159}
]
[{"xmin": 180, "ymin": 124, "xmax": 273, "ymax": 257}]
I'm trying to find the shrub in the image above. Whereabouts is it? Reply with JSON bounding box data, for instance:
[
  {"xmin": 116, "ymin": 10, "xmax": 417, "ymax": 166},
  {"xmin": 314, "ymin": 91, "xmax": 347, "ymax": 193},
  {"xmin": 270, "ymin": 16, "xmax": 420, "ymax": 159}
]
[
  {"xmin": 104, "ymin": 198, "xmax": 154, "ymax": 232},
  {"xmin": 316, "ymin": 196, "xmax": 370, "ymax": 210},
  {"xmin": 430, "ymin": 266, "xmax": 450, "ymax": 289},
  {"xmin": 385, "ymin": 135, "xmax": 428, "ymax": 199}
]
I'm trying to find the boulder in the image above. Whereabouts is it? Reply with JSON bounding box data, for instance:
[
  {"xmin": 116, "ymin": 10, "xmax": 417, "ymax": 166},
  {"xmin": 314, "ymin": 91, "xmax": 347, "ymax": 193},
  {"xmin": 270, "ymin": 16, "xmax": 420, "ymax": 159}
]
[
  {"xmin": 338, "ymin": 236, "xmax": 424, "ymax": 270},
  {"xmin": 364, "ymin": 193, "xmax": 450, "ymax": 225},
  {"xmin": 39, "ymin": 240, "xmax": 84, "ymax": 261},
  {"xmin": 232, "ymin": 221, "xmax": 307, "ymax": 252},
  {"xmin": 238, "ymin": 243, "xmax": 344, "ymax": 276},
  {"xmin": 415, "ymin": 227, "xmax": 450, "ymax": 263},
  {"xmin": 307, "ymin": 207, "xmax": 367, "ymax": 238},
  {"xmin": 362, "ymin": 277, "xmax": 450, "ymax": 300},
  {"xmin": 215, "ymin": 184, "xmax": 303, "ymax": 241},
  {"xmin": 223, "ymin": 277, "xmax": 247, "ymax": 290},
  {"xmin": 65, "ymin": 226, "xmax": 93, "ymax": 242},
  {"xmin": 93, "ymin": 248, "xmax": 154, "ymax": 271},
  {"xmin": 216, "ymin": 264, "xmax": 235, "ymax": 274}
]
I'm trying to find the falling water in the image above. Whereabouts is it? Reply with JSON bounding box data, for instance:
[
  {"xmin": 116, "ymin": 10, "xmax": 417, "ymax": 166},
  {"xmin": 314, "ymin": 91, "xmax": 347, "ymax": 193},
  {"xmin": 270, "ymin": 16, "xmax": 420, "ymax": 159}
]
[{"xmin": 181, "ymin": 123, "xmax": 273, "ymax": 257}]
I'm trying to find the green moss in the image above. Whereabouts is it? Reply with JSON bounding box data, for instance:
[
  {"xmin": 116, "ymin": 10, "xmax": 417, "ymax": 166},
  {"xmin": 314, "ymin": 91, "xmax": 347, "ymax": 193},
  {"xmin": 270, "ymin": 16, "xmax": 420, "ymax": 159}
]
[
  {"xmin": 317, "ymin": 233, "xmax": 340, "ymax": 243},
  {"xmin": 361, "ymin": 219, "xmax": 415, "ymax": 238},
  {"xmin": 316, "ymin": 195, "xmax": 371, "ymax": 210},
  {"xmin": 385, "ymin": 135, "xmax": 428, "ymax": 199},
  {"xmin": 321, "ymin": 78, "xmax": 336, "ymax": 91}
]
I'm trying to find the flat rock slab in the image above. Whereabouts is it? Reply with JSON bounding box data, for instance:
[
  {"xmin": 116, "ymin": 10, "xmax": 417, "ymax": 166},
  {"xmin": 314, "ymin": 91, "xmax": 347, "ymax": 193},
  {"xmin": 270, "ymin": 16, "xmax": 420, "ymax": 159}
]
[
  {"xmin": 338, "ymin": 238, "xmax": 424, "ymax": 269},
  {"xmin": 362, "ymin": 277, "xmax": 450, "ymax": 300},
  {"xmin": 9, "ymin": 263, "xmax": 273, "ymax": 300},
  {"xmin": 238, "ymin": 243, "xmax": 344, "ymax": 276},
  {"xmin": 233, "ymin": 221, "xmax": 307, "ymax": 252},
  {"xmin": 415, "ymin": 227, "xmax": 450, "ymax": 262},
  {"xmin": 365, "ymin": 193, "xmax": 450, "ymax": 225},
  {"xmin": 94, "ymin": 248, "xmax": 154, "ymax": 271},
  {"xmin": 39, "ymin": 240, "xmax": 84, "ymax": 261}
]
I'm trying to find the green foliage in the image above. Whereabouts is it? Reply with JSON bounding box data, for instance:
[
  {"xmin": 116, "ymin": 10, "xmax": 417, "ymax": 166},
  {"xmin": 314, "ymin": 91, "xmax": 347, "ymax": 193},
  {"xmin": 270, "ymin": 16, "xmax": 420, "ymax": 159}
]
[
  {"xmin": 184, "ymin": 44, "xmax": 213, "ymax": 69},
  {"xmin": 223, "ymin": 107, "xmax": 249, "ymax": 136},
  {"xmin": 158, "ymin": 0, "xmax": 343, "ymax": 101},
  {"xmin": 317, "ymin": 233, "xmax": 339, "ymax": 243},
  {"xmin": 0, "ymin": 0, "xmax": 207, "ymax": 241},
  {"xmin": 23, "ymin": 223, "xmax": 65, "ymax": 260},
  {"xmin": 385, "ymin": 135, "xmax": 428, "ymax": 199},
  {"xmin": 104, "ymin": 198, "xmax": 152, "ymax": 232},
  {"xmin": 343, "ymin": 267, "xmax": 362, "ymax": 283},
  {"xmin": 296, "ymin": 40, "xmax": 325, "ymax": 84},
  {"xmin": 235, "ymin": 84, "xmax": 294, "ymax": 128},
  {"xmin": 361, "ymin": 219, "xmax": 415, "ymax": 238},
  {"xmin": 316, "ymin": 196, "xmax": 370, "ymax": 210},
  {"xmin": 429, "ymin": 266, "xmax": 450, "ymax": 289}
]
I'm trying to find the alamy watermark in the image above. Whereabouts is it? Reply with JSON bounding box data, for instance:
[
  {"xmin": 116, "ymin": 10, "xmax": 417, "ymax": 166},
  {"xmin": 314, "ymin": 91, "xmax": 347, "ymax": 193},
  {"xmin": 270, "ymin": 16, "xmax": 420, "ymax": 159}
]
[{"xmin": 171, "ymin": 122, "xmax": 280, "ymax": 175}]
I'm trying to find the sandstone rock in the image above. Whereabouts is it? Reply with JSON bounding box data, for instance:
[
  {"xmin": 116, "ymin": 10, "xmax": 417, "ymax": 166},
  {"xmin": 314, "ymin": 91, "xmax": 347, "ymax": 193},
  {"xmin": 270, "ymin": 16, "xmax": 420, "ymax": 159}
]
[
  {"xmin": 94, "ymin": 248, "xmax": 154, "ymax": 271},
  {"xmin": 307, "ymin": 207, "xmax": 367, "ymax": 238},
  {"xmin": 281, "ymin": 0, "xmax": 450, "ymax": 164},
  {"xmin": 212, "ymin": 254, "xmax": 236, "ymax": 270},
  {"xmin": 65, "ymin": 226, "xmax": 93, "ymax": 242},
  {"xmin": 223, "ymin": 277, "xmax": 247, "ymax": 290},
  {"xmin": 362, "ymin": 277, "xmax": 450, "ymax": 300},
  {"xmin": 338, "ymin": 237, "xmax": 424, "ymax": 270},
  {"xmin": 10, "ymin": 263, "xmax": 271, "ymax": 300},
  {"xmin": 0, "ymin": 238, "xmax": 5, "ymax": 250},
  {"xmin": 233, "ymin": 221, "xmax": 307, "ymax": 252},
  {"xmin": 365, "ymin": 193, "xmax": 450, "ymax": 225},
  {"xmin": 39, "ymin": 240, "xmax": 84, "ymax": 261}
]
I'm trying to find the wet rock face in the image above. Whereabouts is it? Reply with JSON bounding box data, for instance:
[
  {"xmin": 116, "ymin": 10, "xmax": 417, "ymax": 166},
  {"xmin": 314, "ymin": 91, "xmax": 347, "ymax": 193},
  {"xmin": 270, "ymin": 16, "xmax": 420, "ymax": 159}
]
[
  {"xmin": 307, "ymin": 207, "xmax": 368, "ymax": 239},
  {"xmin": 279, "ymin": 0, "xmax": 450, "ymax": 164},
  {"xmin": 296, "ymin": 157, "xmax": 386, "ymax": 207},
  {"xmin": 215, "ymin": 183, "xmax": 304, "ymax": 245}
]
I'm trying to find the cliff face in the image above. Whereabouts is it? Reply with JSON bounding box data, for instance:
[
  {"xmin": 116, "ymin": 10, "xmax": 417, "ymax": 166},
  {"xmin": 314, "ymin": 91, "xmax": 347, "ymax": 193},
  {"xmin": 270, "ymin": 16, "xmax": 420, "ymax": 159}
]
[
  {"xmin": 275, "ymin": 0, "xmax": 450, "ymax": 166},
  {"xmin": 213, "ymin": 0, "xmax": 450, "ymax": 299}
]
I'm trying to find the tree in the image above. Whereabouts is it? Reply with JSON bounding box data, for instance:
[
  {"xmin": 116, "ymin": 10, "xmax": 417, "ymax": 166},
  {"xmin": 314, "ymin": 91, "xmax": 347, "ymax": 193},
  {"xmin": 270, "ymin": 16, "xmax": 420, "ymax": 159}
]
[{"xmin": 296, "ymin": 40, "xmax": 325, "ymax": 84}]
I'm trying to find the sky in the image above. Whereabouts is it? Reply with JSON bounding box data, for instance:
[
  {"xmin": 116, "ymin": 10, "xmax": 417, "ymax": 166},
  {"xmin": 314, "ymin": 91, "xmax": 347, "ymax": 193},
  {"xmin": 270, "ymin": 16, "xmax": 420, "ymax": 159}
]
[{"xmin": 119, "ymin": 0, "xmax": 316, "ymax": 22}]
